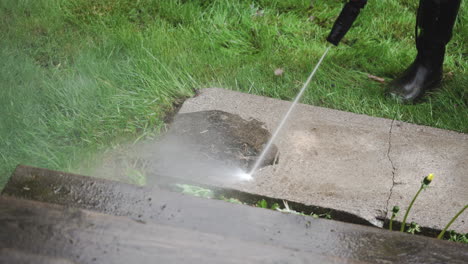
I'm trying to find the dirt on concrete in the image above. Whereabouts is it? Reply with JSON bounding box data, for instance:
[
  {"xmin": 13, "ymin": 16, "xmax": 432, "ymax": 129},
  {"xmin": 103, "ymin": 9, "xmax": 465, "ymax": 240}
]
[
  {"xmin": 84, "ymin": 110, "xmax": 278, "ymax": 186},
  {"xmin": 167, "ymin": 110, "xmax": 278, "ymax": 170}
]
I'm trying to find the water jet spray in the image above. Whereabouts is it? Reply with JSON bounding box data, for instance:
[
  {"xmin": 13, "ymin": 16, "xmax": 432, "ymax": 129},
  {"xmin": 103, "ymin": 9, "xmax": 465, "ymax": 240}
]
[
  {"xmin": 249, "ymin": 0, "xmax": 366, "ymax": 176},
  {"xmin": 248, "ymin": 46, "xmax": 331, "ymax": 176}
]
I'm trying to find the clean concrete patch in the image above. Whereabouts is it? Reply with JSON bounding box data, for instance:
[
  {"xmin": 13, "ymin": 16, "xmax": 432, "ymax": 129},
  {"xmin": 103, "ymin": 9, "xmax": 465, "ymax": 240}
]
[
  {"xmin": 388, "ymin": 120, "xmax": 468, "ymax": 232},
  {"xmin": 178, "ymin": 88, "xmax": 467, "ymax": 232}
]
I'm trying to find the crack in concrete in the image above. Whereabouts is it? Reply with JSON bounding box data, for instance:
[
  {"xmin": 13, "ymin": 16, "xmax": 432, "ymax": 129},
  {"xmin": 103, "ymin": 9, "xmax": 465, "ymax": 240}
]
[{"xmin": 384, "ymin": 119, "xmax": 397, "ymax": 221}]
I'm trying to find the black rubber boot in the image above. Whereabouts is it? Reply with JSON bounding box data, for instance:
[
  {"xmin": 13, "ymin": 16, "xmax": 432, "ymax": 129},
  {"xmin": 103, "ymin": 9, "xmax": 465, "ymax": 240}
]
[{"xmin": 387, "ymin": 0, "xmax": 461, "ymax": 103}]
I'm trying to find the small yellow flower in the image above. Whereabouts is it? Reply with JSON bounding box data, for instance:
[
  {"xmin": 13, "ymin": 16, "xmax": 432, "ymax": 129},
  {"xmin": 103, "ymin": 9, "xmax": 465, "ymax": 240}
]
[
  {"xmin": 427, "ymin": 174, "xmax": 434, "ymax": 181},
  {"xmin": 423, "ymin": 173, "xmax": 434, "ymax": 185}
]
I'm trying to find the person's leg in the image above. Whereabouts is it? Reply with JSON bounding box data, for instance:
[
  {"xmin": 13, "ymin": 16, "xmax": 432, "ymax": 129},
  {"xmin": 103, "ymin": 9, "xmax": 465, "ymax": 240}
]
[{"xmin": 386, "ymin": 0, "xmax": 461, "ymax": 103}]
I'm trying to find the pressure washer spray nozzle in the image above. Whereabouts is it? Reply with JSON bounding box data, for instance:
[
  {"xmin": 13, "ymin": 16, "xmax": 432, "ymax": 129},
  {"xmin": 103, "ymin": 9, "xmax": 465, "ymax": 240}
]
[{"xmin": 327, "ymin": 0, "xmax": 367, "ymax": 46}]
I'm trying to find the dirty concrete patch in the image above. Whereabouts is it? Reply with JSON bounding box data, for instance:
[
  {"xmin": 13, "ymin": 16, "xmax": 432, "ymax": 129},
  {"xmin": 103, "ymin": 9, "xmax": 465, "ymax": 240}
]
[
  {"xmin": 164, "ymin": 110, "xmax": 278, "ymax": 170},
  {"xmin": 141, "ymin": 110, "xmax": 278, "ymax": 185},
  {"xmin": 0, "ymin": 248, "xmax": 75, "ymax": 264},
  {"xmin": 87, "ymin": 110, "xmax": 277, "ymax": 186},
  {"xmin": 177, "ymin": 88, "xmax": 467, "ymax": 232}
]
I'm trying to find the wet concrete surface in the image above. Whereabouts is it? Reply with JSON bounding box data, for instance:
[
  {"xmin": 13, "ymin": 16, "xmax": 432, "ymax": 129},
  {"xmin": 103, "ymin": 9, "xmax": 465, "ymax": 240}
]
[
  {"xmin": 167, "ymin": 110, "xmax": 278, "ymax": 170},
  {"xmin": 2, "ymin": 165, "xmax": 370, "ymax": 233},
  {"xmin": 141, "ymin": 110, "xmax": 278, "ymax": 184},
  {"xmin": 0, "ymin": 248, "xmax": 75, "ymax": 264},
  {"xmin": 2, "ymin": 166, "xmax": 467, "ymax": 263},
  {"xmin": 178, "ymin": 88, "xmax": 468, "ymax": 232},
  {"xmin": 88, "ymin": 110, "xmax": 277, "ymax": 186}
]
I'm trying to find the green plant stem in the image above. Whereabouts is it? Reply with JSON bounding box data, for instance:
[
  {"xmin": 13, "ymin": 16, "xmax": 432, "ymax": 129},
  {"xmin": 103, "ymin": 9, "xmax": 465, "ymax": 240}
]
[
  {"xmin": 389, "ymin": 215, "xmax": 395, "ymax": 231},
  {"xmin": 400, "ymin": 185, "xmax": 424, "ymax": 232},
  {"xmin": 437, "ymin": 205, "xmax": 468, "ymax": 239}
]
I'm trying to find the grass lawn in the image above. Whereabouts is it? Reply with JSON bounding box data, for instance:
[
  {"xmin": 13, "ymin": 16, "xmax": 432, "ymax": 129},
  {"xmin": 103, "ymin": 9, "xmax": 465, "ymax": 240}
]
[{"xmin": 0, "ymin": 0, "xmax": 466, "ymax": 187}]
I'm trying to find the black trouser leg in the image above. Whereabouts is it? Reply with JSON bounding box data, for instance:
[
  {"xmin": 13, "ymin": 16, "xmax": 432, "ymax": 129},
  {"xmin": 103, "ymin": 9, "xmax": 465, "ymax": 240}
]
[{"xmin": 386, "ymin": 0, "xmax": 461, "ymax": 103}]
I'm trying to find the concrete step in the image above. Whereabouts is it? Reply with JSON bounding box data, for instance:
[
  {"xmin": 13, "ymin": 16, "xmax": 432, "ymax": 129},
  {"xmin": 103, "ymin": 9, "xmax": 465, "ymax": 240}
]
[
  {"xmin": 175, "ymin": 88, "xmax": 468, "ymax": 232},
  {"xmin": 2, "ymin": 166, "xmax": 467, "ymax": 263}
]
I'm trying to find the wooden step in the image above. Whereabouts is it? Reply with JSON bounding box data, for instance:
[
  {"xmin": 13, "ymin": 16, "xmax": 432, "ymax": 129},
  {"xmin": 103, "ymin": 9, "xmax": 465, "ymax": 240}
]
[
  {"xmin": 0, "ymin": 196, "xmax": 345, "ymax": 264},
  {"xmin": 2, "ymin": 166, "xmax": 467, "ymax": 263}
]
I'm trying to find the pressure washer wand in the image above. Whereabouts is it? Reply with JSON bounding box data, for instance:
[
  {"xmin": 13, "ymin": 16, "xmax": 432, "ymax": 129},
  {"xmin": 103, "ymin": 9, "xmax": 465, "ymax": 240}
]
[
  {"xmin": 248, "ymin": 1, "xmax": 366, "ymax": 176},
  {"xmin": 327, "ymin": 0, "xmax": 367, "ymax": 46}
]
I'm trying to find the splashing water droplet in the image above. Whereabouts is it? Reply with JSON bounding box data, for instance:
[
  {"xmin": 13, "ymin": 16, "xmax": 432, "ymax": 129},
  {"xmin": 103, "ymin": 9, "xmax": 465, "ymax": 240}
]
[{"xmin": 233, "ymin": 169, "xmax": 253, "ymax": 181}]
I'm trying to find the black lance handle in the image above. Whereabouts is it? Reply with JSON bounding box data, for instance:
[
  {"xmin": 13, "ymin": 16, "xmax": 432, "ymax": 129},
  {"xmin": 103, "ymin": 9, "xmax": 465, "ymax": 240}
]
[{"xmin": 327, "ymin": 0, "xmax": 367, "ymax": 46}]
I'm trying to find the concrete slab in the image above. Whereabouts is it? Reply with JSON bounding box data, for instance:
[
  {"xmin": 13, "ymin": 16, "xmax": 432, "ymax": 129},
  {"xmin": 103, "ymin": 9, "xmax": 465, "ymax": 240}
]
[
  {"xmin": 0, "ymin": 249, "xmax": 75, "ymax": 264},
  {"xmin": 178, "ymin": 88, "xmax": 468, "ymax": 232},
  {"xmin": 388, "ymin": 120, "xmax": 468, "ymax": 232},
  {"xmin": 140, "ymin": 110, "xmax": 278, "ymax": 184}
]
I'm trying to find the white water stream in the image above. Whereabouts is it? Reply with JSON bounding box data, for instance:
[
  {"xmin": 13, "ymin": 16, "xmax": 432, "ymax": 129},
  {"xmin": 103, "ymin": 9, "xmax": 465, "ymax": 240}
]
[{"xmin": 247, "ymin": 46, "xmax": 331, "ymax": 177}]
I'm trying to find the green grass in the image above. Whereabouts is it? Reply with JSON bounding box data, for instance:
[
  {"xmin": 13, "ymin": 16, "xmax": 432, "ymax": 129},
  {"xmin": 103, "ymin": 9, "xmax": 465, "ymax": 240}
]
[{"xmin": 0, "ymin": 0, "xmax": 467, "ymax": 187}]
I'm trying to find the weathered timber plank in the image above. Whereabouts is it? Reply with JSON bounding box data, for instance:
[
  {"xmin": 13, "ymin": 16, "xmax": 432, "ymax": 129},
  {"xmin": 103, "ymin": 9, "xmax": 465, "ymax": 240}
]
[
  {"xmin": 0, "ymin": 196, "xmax": 346, "ymax": 264},
  {"xmin": 2, "ymin": 166, "xmax": 468, "ymax": 263}
]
